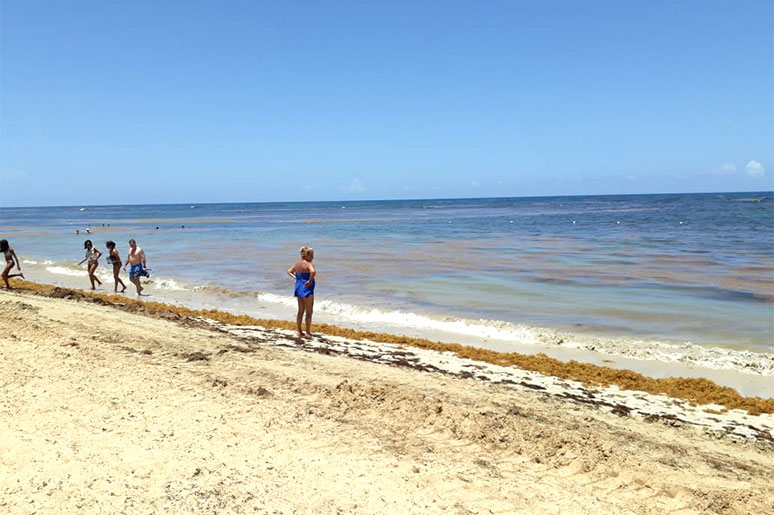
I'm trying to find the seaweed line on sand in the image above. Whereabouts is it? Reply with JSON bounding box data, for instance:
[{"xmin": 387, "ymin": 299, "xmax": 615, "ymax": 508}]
[
  {"xmin": 7, "ymin": 279, "xmax": 774, "ymax": 415},
  {"xmin": 208, "ymin": 322, "xmax": 773, "ymax": 443}
]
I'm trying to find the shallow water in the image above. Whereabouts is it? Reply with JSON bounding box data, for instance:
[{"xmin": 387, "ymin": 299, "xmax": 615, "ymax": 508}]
[{"xmin": 2, "ymin": 193, "xmax": 772, "ymax": 360}]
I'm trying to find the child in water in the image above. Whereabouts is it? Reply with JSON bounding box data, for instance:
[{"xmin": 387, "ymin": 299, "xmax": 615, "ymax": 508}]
[
  {"xmin": 77, "ymin": 239, "xmax": 103, "ymax": 290},
  {"xmin": 286, "ymin": 246, "xmax": 316, "ymax": 339},
  {"xmin": 1, "ymin": 239, "xmax": 24, "ymax": 289},
  {"xmin": 105, "ymin": 240, "xmax": 127, "ymax": 293}
]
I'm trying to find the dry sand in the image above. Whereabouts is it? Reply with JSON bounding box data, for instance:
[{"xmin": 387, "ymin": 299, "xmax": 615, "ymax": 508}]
[{"xmin": 1, "ymin": 290, "xmax": 773, "ymax": 514}]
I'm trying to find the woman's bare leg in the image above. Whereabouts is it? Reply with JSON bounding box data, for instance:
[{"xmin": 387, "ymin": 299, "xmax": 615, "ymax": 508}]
[
  {"xmin": 295, "ymin": 297, "xmax": 305, "ymax": 337},
  {"xmin": 113, "ymin": 266, "xmax": 126, "ymax": 292},
  {"xmin": 303, "ymin": 295, "xmax": 314, "ymax": 338},
  {"xmin": 4, "ymin": 269, "xmax": 24, "ymax": 280},
  {"xmin": 2, "ymin": 262, "xmax": 12, "ymax": 289},
  {"xmin": 88, "ymin": 263, "xmax": 99, "ymax": 289}
]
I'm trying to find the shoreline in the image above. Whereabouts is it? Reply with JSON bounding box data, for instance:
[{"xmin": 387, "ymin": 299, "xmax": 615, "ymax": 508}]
[
  {"xmin": 10, "ymin": 261, "xmax": 774, "ymax": 395},
  {"xmin": 1, "ymin": 284, "xmax": 773, "ymax": 513},
  {"xmin": 5, "ymin": 279, "xmax": 774, "ymax": 415}
]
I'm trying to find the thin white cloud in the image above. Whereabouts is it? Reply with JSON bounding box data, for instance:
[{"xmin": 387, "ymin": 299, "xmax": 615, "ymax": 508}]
[
  {"xmin": 349, "ymin": 178, "xmax": 366, "ymax": 193},
  {"xmin": 745, "ymin": 160, "xmax": 765, "ymax": 177},
  {"xmin": 717, "ymin": 163, "xmax": 737, "ymax": 175},
  {"xmin": 470, "ymin": 180, "xmax": 480, "ymax": 187}
]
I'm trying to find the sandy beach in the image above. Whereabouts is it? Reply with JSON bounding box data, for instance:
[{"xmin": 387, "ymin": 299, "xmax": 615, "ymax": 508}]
[
  {"xmin": 1, "ymin": 286, "xmax": 773, "ymax": 514},
  {"xmin": 4, "ymin": 1, "xmax": 773, "ymax": 512}
]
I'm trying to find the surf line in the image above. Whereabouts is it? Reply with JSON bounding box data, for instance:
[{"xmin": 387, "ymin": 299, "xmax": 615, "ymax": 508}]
[{"xmin": 7, "ymin": 279, "xmax": 774, "ymax": 417}]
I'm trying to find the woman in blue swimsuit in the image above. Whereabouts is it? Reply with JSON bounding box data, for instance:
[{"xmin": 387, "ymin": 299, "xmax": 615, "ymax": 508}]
[{"xmin": 286, "ymin": 246, "xmax": 316, "ymax": 339}]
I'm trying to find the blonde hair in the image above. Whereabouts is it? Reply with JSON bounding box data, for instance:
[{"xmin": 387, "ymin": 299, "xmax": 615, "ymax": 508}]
[{"xmin": 300, "ymin": 246, "xmax": 314, "ymax": 258}]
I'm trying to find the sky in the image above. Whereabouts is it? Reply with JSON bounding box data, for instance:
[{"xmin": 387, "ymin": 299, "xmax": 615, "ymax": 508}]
[{"xmin": 1, "ymin": 0, "xmax": 772, "ymax": 207}]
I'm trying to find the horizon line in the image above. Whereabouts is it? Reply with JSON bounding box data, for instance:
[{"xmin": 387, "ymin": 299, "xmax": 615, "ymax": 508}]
[{"xmin": 1, "ymin": 188, "xmax": 772, "ymax": 210}]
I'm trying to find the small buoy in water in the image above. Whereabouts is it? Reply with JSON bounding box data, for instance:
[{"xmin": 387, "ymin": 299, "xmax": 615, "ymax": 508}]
[
  {"xmin": 509, "ymin": 220, "xmax": 514, "ymax": 224},
  {"xmin": 679, "ymin": 221, "xmax": 684, "ymax": 225},
  {"xmin": 616, "ymin": 221, "xmax": 620, "ymax": 225},
  {"xmin": 572, "ymin": 220, "xmax": 576, "ymax": 224},
  {"xmin": 448, "ymin": 220, "xmax": 451, "ymax": 224}
]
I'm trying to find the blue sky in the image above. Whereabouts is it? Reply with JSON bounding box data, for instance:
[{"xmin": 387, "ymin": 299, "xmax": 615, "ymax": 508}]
[{"xmin": 1, "ymin": 1, "xmax": 772, "ymax": 206}]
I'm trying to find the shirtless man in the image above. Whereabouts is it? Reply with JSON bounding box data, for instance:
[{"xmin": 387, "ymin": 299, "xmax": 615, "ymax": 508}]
[{"xmin": 123, "ymin": 239, "xmax": 147, "ymax": 295}]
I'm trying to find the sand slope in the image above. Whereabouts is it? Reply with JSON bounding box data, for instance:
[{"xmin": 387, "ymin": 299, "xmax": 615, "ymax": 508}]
[{"xmin": 1, "ymin": 291, "xmax": 772, "ymax": 514}]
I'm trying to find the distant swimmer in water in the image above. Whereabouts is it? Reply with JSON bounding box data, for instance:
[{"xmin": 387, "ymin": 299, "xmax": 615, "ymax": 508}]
[
  {"xmin": 1, "ymin": 239, "xmax": 24, "ymax": 289},
  {"xmin": 123, "ymin": 239, "xmax": 148, "ymax": 295},
  {"xmin": 77, "ymin": 239, "xmax": 103, "ymax": 290},
  {"xmin": 286, "ymin": 246, "xmax": 316, "ymax": 339},
  {"xmin": 105, "ymin": 240, "xmax": 126, "ymax": 293}
]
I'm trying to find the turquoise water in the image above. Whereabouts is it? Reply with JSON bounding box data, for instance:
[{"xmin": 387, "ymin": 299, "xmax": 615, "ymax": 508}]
[{"xmin": 1, "ymin": 192, "xmax": 772, "ymax": 352}]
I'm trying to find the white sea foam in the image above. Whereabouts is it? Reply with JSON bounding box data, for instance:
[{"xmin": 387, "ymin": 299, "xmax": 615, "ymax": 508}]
[
  {"xmin": 256, "ymin": 292, "xmax": 299, "ymax": 307},
  {"xmin": 311, "ymin": 298, "xmax": 543, "ymax": 344},
  {"xmin": 147, "ymin": 277, "xmax": 186, "ymax": 291},
  {"xmin": 42, "ymin": 259, "xmax": 188, "ymax": 292},
  {"xmin": 46, "ymin": 265, "xmax": 88, "ymax": 277}
]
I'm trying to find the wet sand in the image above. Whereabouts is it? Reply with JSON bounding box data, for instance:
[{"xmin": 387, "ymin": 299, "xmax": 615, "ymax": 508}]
[{"xmin": 1, "ymin": 287, "xmax": 773, "ymax": 513}]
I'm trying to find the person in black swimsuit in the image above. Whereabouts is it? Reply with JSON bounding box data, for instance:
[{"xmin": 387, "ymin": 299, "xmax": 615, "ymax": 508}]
[{"xmin": 105, "ymin": 241, "xmax": 127, "ymax": 293}]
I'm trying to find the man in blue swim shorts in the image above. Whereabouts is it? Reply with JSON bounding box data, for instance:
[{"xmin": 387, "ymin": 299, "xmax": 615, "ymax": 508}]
[
  {"xmin": 123, "ymin": 239, "xmax": 147, "ymax": 295},
  {"xmin": 129, "ymin": 263, "xmax": 145, "ymax": 280}
]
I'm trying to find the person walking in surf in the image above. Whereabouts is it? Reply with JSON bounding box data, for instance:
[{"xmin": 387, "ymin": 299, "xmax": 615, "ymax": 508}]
[
  {"xmin": 123, "ymin": 239, "xmax": 148, "ymax": 295},
  {"xmin": 1, "ymin": 239, "xmax": 24, "ymax": 289},
  {"xmin": 286, "ymin": 246, "xmax": 316, "ymax": 339},
  {"xmin": 77, "ymin": 239, "xmax": 103, "ymax": 290},
  {"xmin": 105, "ymin": 240, "xmax": 127, "ymax": 293}
]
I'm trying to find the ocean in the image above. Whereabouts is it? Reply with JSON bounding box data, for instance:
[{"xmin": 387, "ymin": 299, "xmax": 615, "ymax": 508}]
[{"xmin": 2, "ymin": 192, "xmax": 773, "ymax": 377}]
